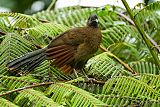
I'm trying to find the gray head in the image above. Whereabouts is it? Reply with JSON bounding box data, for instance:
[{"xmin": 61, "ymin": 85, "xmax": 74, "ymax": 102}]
[{"xmin": 87, "ymin": 14, "xmax": 99, "ymax": 28}]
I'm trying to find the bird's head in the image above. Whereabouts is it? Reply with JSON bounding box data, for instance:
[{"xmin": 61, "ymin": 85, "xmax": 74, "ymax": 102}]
[{"xmin": 87, "ymin": 14, "xmax": 99, "ymax": 28}]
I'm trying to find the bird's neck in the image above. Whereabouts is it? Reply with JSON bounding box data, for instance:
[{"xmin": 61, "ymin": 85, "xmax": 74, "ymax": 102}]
[{"xmin": 87, "ymin": 24, "xmax": 98, "ymax": 28}]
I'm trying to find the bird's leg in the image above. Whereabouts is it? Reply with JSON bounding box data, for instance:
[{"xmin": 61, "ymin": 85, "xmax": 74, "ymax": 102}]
[
  {"xmin": 73, "ymin": 69, "xmax": 78, "ymax": 78},
  {"xmin": 82, "ymin": 68, "xmax": 89, "ymax": 80},
  {"xmin": 82, "ymin": 68, "xmax": 96, "ymax": 83}
]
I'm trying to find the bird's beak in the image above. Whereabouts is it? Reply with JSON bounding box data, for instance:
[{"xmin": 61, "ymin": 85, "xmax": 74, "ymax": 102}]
[{"xmin": 93, "ymin": 19, "xmax": 98, "ymax": 23}]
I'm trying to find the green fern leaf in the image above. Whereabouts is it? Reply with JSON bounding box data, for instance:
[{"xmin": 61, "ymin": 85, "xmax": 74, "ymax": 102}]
[
  {"xmin": 102, "ymin": 76, "xmax": 160, "ymax": 100},
  {"xmin": 95, "ymin": 94, "xmax": 160, "ymax": 106},
  {"xmin": 0, "ymin": 97, "xmax": 19, "ymax": 107},
  {"xmin": 86, "ymin": 52, "xmax": 132, "ymax": 80},
  {"xmin": 14, "ymin": 89, "xmax": 62, "ymax": 107},
  {"xmin": 0, "ymin": 12, "xmax": 40, "ymax": 28},
  {"xmin": 0, "ymin": 33, "xmax": 34, "ymax": 74},
  {"xmin": 0, "ymin": 75, "xmax": 39, "ymax": 90},
  {"xmin": 129, "ymin": 61, "xmax": 160, "ymax": 74},
  {"xmin": 45, "ymin": 83, "xmax": 105, "ymax": 107}
]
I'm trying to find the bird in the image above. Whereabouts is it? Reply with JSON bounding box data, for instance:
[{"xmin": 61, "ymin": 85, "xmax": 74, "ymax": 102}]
[{"xmin": 7, "ymin": 14, "xmax": 102, "ymax": 75}]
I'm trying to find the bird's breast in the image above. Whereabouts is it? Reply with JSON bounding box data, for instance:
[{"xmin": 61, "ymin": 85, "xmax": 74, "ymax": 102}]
[{"xmin": 85, "ymin": 28, "xmax": 102, "ymax": 52}]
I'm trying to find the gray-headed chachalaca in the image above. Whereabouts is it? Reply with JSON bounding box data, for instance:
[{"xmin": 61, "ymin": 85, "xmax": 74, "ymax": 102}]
[{"xmin": 7, "ymin": 14, "xmax": 102, "ymax": 74}]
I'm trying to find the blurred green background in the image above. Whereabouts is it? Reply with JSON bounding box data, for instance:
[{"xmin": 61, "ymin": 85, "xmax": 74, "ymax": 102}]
[
  {"xmin": 0, "ymin": 0, "xmax": 52, "ymax": 14},
  {"xmin": 0, "ymin": 0, "xmax": 157, "ymax": 14}
]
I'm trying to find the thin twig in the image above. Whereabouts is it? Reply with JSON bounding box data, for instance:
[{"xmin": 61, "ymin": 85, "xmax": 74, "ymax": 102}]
[
  {"xmin": 47, "ymin": 0, "xmax": 57, "ymax": 11},
  {"xmin": 100, "ymin": 45, "xmax": 136, "ymax": 74},
  {"xmin": 116, "ymin": 12, "xmax": 135, "ymax": 25},
  {"xmin": 0, "ymin": 78, "xmax": 106, "ymax": 97},
  {"xmin": 0, "ymin": 82, "xmax": 54, "ymax": 97},
  {"xmin": 84, "ymin": 78, "xmax": 106, "ymax": 85},
  {"xmin": 146, "ymin": 34, "xmax": 160, "ymax": 52}
]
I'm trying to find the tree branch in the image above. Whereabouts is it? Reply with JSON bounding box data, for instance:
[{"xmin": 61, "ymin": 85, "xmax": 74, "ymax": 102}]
[{"xmin": 100, "ymin": 45, "xmax": 136, "ymax": 74}]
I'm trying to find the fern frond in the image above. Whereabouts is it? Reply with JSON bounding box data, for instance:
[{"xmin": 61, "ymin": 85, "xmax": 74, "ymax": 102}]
[
  {"xmin": 136, "ymin": 11, "xmax": 160, "ymax": 29},
  {"xmin": 86, "ymin": 52, "xmax": 132, "ymax": 80},
  {"xmin": 0, "ymin": 18, "xmax": 12, "ymax": 33},
  {"xmin": 27, "ymin": 23, "xmax": 69, "ymax": 38},
  {"xmin": 26, "ymin": 23, "xmax": 69, "ymax": 45},
  {"xmin": 0, "ymin": 75, "xmax": 39, "ymax": 90},
  {"xmin": 140, "ymin": 74, "xmax": 160, "ymax": 92},
  {"xmin": 129, "ymin": 61, "xmax": 160, "ymax": 74},
  {"xmin": 31, "ymin": 60, "xmax": 71, "ymax": 81},
  {"xmin": 33, "ymin": 7, "xmax": 123, "ymax": 29},
  {"xmin": 95, "ymin": 94, "xmax": 160, "ymax": 106},
  {"xmin": 0, "ymin": 97, "xmax": 19, "ymax": 107},
  {"xmin": 0, "ymin": 33, "xmax": 34, "ymax": 74},
  {"xmin": 135, "ymin": 1, "xmax": 160, "ymax": 15},
  {"xmin": 33, "ymin": 6, "xmax": 81, "ymax": 21},
  {"xmin": 14, "ymin": 89, "xmax": 62, "ymax": 107},
  {"xmin": 53, "ymin": 8, "xmax": 96, "ymax": 27},
  {"xmin": 135, "ymin": 1, "xmax": 160, "ymax": 33},
  {"xmin": 102, "ymin": 76, "xmax": 160, "ymax": 100},
  {"xmin": 102, "ymin": 25, "xmax": 139, "ymax": 48},
  {"xmin": 0, "ymin": 12, "xmax": 40, "ymax": 28},
  {"xmin": 45, "ymin": 83, "xmax": 105, "ymax": 107},
  {"xmin": 72, "ymin": 82, "xmax": 104, "ymax": 95},
  {"xmin": 34, "ymin": 7, "xmax": 96, "ymax": 27}
]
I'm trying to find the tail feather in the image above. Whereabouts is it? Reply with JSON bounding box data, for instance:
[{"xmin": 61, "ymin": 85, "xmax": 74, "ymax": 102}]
[
  {"xmin": 7, "ymin": 49, "xmax": 46, "ymax": 71},
  {"xmin": 25, "ymin": 55, "xmax": 46, "ymax": 71}
]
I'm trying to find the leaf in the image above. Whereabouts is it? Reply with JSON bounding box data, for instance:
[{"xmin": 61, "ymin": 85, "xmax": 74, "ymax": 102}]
[
  {"xmin": 95, "ymin": 94, "xmax": 160, "ymax": 106},
  {"xmin": 86, "ymin": 52, "xmax": 132, "ymax": 80},
  {"xmin": 26, "ymin": 23, "xmax": 69, "ymax": 45},
  {"xmin": 45, "ymin": 83, "xmax": 105, "ymax": 107},
  {"xmin": 0, "ymin": 97, "xmax": 19, "ymax": 107},
  {"xmin": 102, "ymin": 76, "xmax": 160, "ymax": 100},
  {"xmin": 14, "ymin": 89, "xmax": 62, "ymax": 107},
  {"xmin": 0, "ymin": 75, "xmax": 39, "ymax": 90},
  {"xmin": 0, "ymin": 12, "xmax": 40, "ymax": 28},
  {"xmin": 129, "ymin": 61, "xmax": 160, "ymax": 74},
  {"xmin": 0, "ymin": 33, "xmax": 34, "ymax": 74},
  {"xmin": 140, "ymin": 74, "xmax": 160, "ymax": 92}
]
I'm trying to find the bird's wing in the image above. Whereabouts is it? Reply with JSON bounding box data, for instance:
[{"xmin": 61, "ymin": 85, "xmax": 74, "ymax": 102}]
[
  {"xmin": 46, "ymin": 44, "xmax": 76, "ymax": 74},
  {"xmin": 47, "ymin": 27, "xmax": 86, "ymax": 47},
  {"xmin": 45, "ymin": 28, "xmax": 87, "ymax": 74}
]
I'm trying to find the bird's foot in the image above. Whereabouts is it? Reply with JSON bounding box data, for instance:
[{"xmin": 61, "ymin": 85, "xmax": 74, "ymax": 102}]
[{"xmin": 73, "ymin": 69, "xmax": 79, "ymax": 78}]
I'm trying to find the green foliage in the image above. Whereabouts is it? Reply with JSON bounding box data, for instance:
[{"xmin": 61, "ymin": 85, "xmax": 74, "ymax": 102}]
[
  {"xmin": 0, "ymin": 97, "xmax": 18, "ymax": 107},
  {"xmin": 45, "ymin": 83, "xmax": 105, "ymax": 107},
  {"xmin": 0, "ymin": 75, "xmax": 39, "ymax": 91},
  {"xmin": 0, "ymin": 33, "xmax": 34, "ymax": 74},
  {"xmin": 102, "ymin": 76, "xmax": 160, "ymax": 100},
  {"xmin": 140, "ymin": 74, "xmax": 160, "ymax": 92},
  {"xmin": 0, "ymin": 1, "xmax": 160, "ymax": 107},
  {"xmin": 14, "ymin": 89, "xmax": 61, "ymax": 107},
  {"xmin": 0, "ymin": 12, "xmax": 40, "ymax": 28},
  {"xmin": 26, "ymin": 23, "xmax": 69, "ymax": 45},
  {"xmin": 86, "ymin": 52, "xmax": 132, "ymax": 80},
  {"xmin": 95, "ymin": 94, "xmax": 160, "ymax": 106},
  {"xmin": 129, "ymin": 61, "xmax": 159, "ymax": 74}
]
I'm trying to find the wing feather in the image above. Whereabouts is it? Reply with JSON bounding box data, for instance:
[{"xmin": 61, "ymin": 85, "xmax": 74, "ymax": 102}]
[{"xmin": 45, "ymin": 45, "xmax": 76, "ymax": 74}]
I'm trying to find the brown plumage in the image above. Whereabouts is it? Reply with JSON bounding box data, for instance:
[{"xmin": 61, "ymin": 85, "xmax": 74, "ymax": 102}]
[{"xmin": 7, "ymin": 14, "xmax": 102, "ymax": 74}]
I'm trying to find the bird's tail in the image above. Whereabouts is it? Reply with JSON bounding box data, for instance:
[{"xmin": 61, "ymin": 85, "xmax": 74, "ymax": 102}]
[{"xmin": 7, "ymin": 49, "xmax": 46, "ymax": 72}]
